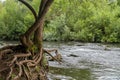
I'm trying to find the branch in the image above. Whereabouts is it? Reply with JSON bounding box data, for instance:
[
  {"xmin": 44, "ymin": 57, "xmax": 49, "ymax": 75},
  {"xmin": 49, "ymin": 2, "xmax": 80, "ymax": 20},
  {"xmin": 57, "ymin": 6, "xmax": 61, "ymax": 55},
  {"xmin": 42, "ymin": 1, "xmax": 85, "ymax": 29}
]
[
  {"xmin": 24, "ymin": 0, "xmax": 54, "ymax": 37},
  {"xmin": 18, "ymin": 0, "xmax": 37, "ymax": 20},
  {"xmin": 33, "ymin": 0, "xmax": 48, "ymax": 44},
  {"xmin": 19, "ymin": 0, "xmax": 54, "ymax": 48},
  {"xmin": 43, "ymin": 49, "xmax": 61, "ymax": 64},
  {"xmin": 38, "ymin": 0, "xmax": 48, "ymax": 18},
  {"xmin": 39, "ymin": 0, "xmax": 54, "ymax": 19}
]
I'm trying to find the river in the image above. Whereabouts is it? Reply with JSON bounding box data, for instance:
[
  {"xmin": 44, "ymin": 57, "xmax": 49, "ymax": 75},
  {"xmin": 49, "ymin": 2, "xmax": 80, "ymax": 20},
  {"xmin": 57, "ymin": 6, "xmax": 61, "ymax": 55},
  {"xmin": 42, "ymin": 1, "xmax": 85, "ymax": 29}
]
[{"xmin": 0, "ymin": 41, "xmax": 120, "ymax": 80}]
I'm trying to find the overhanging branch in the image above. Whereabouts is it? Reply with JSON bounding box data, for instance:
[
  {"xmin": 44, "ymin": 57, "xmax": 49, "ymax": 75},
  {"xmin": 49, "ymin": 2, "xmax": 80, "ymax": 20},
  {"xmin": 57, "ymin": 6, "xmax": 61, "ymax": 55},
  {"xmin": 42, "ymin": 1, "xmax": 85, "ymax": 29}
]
[
  {"xmin": 38, "ymin": 0, "xmax": 54, "ymax": 19},
  {"xmin": 38, "ymin": 0, "xmax": 48, "ymax": 17},
  {"xmin": 24, "ymin": 0, "xmax": 54, "ymax": 37},
  {"xmin": 18, "ymin": 0, "xmax": 37, "ymax": 20}
]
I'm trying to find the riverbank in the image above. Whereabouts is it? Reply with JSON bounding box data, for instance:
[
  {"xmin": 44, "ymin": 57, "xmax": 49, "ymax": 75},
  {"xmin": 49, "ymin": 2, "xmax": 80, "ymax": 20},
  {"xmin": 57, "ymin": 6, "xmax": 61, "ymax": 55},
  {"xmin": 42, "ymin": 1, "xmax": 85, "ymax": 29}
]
[{"xmin": 0, "ymin": 41, "xmax": 120, "ymax": 80}]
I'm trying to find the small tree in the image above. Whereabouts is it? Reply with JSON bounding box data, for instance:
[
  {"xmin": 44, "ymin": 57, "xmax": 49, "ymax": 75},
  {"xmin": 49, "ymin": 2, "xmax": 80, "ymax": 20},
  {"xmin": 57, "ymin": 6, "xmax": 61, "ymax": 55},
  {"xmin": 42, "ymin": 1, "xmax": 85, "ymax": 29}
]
[{"xmin": 0, "ymin": 0, "xmax": 61, "ymax": 80}]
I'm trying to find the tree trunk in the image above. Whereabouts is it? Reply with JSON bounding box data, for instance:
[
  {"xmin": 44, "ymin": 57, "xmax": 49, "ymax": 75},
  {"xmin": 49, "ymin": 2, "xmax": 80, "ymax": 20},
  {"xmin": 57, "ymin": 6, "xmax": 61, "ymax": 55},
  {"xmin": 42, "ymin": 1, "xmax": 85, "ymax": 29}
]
[{"xmin": 0, "ymin": 0, "xmax": 58, "ymax": 80}]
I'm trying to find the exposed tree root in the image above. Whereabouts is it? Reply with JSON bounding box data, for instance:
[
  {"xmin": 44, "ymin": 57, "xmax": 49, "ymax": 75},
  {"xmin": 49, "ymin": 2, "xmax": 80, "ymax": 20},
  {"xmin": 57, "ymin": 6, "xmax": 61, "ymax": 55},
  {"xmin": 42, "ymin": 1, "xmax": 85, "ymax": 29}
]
[
  {"xmin": 0, "ymin": 0, "xmax": 56, "ymax": 79},
  {"xmin": 0, "ymin": 45, "xmax": 62, "ymax": 80}
]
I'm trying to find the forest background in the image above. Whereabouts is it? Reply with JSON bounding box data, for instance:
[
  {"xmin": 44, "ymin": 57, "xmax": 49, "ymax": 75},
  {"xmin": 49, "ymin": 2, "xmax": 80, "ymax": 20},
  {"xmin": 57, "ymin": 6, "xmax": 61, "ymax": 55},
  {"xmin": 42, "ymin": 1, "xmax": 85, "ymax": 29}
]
[{"xmin": 0, "ymin": 0, "xmax": 120, "ymax": 43}]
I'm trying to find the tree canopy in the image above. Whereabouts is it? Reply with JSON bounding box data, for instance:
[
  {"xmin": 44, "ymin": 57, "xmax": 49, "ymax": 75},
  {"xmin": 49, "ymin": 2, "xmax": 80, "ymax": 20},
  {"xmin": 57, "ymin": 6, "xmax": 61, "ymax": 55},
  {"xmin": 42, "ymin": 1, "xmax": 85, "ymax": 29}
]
[{"xmin": 0, "ymin": 0, "xmax": 120, "ymax": 43}]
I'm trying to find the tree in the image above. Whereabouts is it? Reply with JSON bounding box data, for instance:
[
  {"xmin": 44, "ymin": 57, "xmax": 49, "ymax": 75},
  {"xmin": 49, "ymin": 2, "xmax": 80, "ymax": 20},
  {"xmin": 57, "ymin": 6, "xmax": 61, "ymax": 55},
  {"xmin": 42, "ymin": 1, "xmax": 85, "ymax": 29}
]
[{"xmin": 0, "ymin": 0, "xmax": 61, "ymax": 80}]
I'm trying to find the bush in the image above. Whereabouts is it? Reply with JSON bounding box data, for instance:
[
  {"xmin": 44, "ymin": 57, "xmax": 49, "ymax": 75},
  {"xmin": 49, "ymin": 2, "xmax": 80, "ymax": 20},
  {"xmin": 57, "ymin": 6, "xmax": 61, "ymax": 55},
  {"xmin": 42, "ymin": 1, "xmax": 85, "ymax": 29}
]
[{"xmin": 0, "ymin": 0, "xmax": 120, "ymax": 43}]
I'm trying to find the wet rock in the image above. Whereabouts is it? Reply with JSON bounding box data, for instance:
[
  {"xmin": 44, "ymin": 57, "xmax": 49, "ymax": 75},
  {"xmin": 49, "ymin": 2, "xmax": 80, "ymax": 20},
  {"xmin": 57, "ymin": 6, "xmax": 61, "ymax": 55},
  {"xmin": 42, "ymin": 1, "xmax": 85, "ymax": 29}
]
[
  {"xmin": 104, "ymin": 47, "xmax": 111, "ymax": 51},
  {"xmin": 68, "ymin": 54, "xmax": 79, "ymax": 57},
  {"xmin": 76, "ymin": 44, "xmax": 84, "ymax": 46}
]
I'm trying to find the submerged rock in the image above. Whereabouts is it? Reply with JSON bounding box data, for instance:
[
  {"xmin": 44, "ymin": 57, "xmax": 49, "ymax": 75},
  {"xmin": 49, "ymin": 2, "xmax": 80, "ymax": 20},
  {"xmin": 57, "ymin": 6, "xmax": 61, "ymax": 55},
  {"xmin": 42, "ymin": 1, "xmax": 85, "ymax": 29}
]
[
  {"xmin": 104, "ymin": 46, "xmax": 111, "ymax": 51},
  {"xmin": 68, "ymin": 54, "xmax": 79, "ymax": 57},
  {"xmin": 76, "ymin": 43, "xmax": 84, "ymax": 46}
]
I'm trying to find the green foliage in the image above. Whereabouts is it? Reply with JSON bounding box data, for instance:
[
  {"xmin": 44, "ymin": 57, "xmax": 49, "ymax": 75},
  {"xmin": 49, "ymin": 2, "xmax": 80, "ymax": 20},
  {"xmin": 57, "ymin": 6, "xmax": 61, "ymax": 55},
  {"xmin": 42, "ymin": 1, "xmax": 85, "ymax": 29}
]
[
  {"xmin": 44, "ymin": 0, "xmax": 120, "ymax": 43},
  {"xmin": 0, "ymin": 0, "xmax": 120, "ymax": 43},
  {"xmin": 0, "ymin": 0, "xmax": 34, "ymax": 40},
  {"xmin": 0, "ymin": 78, "xmax": 3, "ymax": 80}
]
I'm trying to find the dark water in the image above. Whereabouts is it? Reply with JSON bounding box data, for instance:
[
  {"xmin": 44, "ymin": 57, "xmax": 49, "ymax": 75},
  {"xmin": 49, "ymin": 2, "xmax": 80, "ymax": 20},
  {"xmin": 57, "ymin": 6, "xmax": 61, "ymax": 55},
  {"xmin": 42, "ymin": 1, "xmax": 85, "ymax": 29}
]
[
  {"xmin": 1, "ymin": 41, "xmax": 120, "ymax": 80},
  {"xmin": 49, "ymin": 67, "xmax": 93, "ymax": 80}
]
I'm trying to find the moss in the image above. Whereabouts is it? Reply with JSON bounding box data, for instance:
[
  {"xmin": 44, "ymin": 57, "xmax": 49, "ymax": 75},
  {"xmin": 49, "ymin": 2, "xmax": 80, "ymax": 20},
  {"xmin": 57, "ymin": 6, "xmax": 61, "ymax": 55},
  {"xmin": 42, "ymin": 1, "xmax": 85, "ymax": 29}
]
[
  {"xmin": 41, "ymin": 54, "xmax": 49, "ymax": 71},
  {"xmin": 11, "ymin": 74, "xmax": 16, "ymax": 79},
  {"xmin": 35, "ymin": 66, "xmax": 41, "ymax": 71},
  {"xmin": 27, "ymin": 44, "xmax": 38, "ymax": 53},
  {"xmin": 0, "ymin": 78, "xmax": 4, "ymax": 80}
]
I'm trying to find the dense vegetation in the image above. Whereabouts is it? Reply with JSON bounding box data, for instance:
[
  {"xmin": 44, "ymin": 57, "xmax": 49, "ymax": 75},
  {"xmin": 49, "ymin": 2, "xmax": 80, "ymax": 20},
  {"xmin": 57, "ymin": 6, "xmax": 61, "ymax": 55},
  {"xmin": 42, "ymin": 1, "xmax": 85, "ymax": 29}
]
[{"xmin": 0, "ymin": 0, "xmax": 120, "ymax": 43}]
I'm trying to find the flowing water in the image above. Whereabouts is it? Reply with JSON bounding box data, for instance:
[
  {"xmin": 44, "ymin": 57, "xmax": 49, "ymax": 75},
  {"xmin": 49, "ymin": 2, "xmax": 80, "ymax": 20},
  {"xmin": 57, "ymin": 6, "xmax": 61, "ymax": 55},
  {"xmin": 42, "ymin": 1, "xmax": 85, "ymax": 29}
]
[
  {"xmin": 0, "ymin": 41, "xmax": 120, "ymax": 80},
  {"xmin": 44, "ymin": 42, "xmax": 120, "ymax": 80}
]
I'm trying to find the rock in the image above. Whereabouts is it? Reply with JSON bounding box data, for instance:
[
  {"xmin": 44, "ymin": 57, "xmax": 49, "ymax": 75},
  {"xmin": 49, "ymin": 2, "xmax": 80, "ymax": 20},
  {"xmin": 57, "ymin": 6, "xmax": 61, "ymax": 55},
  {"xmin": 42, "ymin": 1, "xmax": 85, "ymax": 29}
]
[
  {"xmin": 76, "ymin": 44, "xmax": 84, "ymax": 46},
  {"xmin": 68, "ymin": 54, "xmax": 79, "ymax": 57},
  {"xmin": 104, "ymin": 47, "xmax": 111, "ymax": 51}
]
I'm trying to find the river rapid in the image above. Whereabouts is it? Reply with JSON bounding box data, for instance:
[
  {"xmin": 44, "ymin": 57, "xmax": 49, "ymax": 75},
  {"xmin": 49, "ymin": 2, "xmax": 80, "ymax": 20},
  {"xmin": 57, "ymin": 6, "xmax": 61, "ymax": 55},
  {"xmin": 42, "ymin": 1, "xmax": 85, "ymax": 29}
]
[{"xmin": 0, "ymin": 41, "xmax": 120, "ymax": 80}]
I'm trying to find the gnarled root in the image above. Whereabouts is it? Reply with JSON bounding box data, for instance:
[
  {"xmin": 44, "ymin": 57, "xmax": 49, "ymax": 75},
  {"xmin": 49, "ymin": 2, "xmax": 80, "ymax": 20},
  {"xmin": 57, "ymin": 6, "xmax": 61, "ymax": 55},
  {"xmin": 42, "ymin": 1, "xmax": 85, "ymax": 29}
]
[{"xmin": 0, "ymin": 45, "xmax": 62, "ymax": 80}]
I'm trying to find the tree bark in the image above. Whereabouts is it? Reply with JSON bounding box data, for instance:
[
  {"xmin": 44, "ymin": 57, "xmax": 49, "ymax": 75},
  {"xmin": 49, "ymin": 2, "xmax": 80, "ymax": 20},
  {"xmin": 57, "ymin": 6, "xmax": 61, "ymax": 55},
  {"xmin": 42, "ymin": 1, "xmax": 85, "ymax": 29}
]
[
  {"xmin": 18, "ymin": 0, "xmax": 37, "ymax": 20},
  {"xmin": 20, "ymin": 0, "xmax": 54, "ymax": 49},
  {"xmin": 0, "ymin": 0, "xmax": 55, "ymax": 80},
  {"xmin": 19, "ymin": 0, "xmax": 54, "ymax": 79}
]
